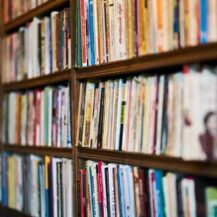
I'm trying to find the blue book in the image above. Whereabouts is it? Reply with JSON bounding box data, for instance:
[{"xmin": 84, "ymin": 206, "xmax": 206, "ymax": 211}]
[
  {"xmin": 88, "ymin": 0, "xmax": 95, "ymax": 65},
  {"xmin": 155, "ymin": 170, "xmax": 165, "ymax": 217},
  {"xmin": 87, "ymin": 165, "xmax": 95, "ymax": 217},
  {"xmin": 85, "ymin": 0, "xmax": 90, "ymax": 66},
  {"xmin": 200, "ymin": 0, "xmax": 208, "ymax": 44},
  {"xmin": 118, "ymin": 166, "xmax": 126, "ymax": 217},
  {"xmin": 2, "ymin": 153, "xmax": 9, "ymax": 207}
]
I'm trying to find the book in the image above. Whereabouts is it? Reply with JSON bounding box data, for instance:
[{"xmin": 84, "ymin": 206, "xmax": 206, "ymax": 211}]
[
  {"xmin": 77, "ymin": 65, "xmax": 217, "ymax": 161},
  {"xmin": 3, "ymin": 84, "xmax": 71, "ymax": 148},
  {"xmin": 79, "ymin": 160, "xmax": 217, "ymax": 217},
  {"xmin": 76, "ymin": 0, "xmax": 217, "ymax": 67},
  {"xmin": 2, "ymin": 8, "xmax": 71, "ymax": 83},
  {"xmin": 1, "ymin": 153, "xmax": 73, "ymax": 217}
]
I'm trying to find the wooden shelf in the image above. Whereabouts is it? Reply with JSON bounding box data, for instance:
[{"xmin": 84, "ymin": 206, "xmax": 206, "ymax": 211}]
[
  {"xmin": 76, "ymin": 43, "xmax": 217, "ymax": 80},
  {"xmin": 4, "ymin": 145, "xmax": 73, "ymax": 158},
  {"xmin": 78, "ymin": 147, "xmax": 217, "ymax": 178},
  {"xmin": 2, "ymin": 69, "xmax": 71, "ymax": 92},
  {"xmin": 1, "ymin": 207, "xmax": 30, "ymax": 217},
  {"xmin": 4, "ymin": 0, "xmax": 69, "ymax": 33}
]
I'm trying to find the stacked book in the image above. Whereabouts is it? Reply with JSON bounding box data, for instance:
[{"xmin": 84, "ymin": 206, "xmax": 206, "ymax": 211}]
[
  {"xmin": 1, "ymin": 153, "xmax": 73, "ymax": 217},
  {"xmin": 76, "ymin": 0, "xmax": 217, "ymax": 67},
  {"xmin": 2, "ymin": 85, "xmax": 71, "ymax": 148},
  {"xmin": 80, "ymin": 160, "xmax": 217, "ymax": 217},
  {"xmin": 2, "ymin": 8, "xmax": 71, "ymax": 83},
  {"xmin": 77, "ymin": 65, "xmax": 217, "ymax": 161},
  {"xmin": 4, "ymin": 0, "xmax": 50, "ymax": 22}
]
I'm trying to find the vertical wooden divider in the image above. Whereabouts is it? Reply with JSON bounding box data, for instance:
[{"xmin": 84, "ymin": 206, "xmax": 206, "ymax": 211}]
[{"xmin": 69, "ymin": 0, "xmax": 79, "ymax": 216}]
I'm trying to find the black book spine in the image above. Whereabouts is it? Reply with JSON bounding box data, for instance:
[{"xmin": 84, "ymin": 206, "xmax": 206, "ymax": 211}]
[
  {"xmin": 97, "ymin": 86, "xmax": 105, "ymax": 148},
  {"xmin": 105, "ymin": 168, "xmax": 110, "ymax": 216}
]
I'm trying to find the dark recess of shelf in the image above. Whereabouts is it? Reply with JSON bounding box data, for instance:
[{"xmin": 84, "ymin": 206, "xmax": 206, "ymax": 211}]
[
  {"xmin": 4, "ymin": 144, "xmax": 73, "ymax": 158},
  {"xmin": 4, "ymin": 0, "xmax": 69, "ymax": 33},
  {"xmin": 1, "ymin": 207, "xmax": 31, "ymax": 217},
  {"xmin": 78, "ymin": 147, "xmax": 217, "ymax": 178},
  {"xmin": 76, "ymin": 43, "xmax": 217, "ymax": 80}
]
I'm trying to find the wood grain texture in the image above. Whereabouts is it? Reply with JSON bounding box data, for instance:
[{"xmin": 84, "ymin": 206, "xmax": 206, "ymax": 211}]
[
  {"xmin": 76, "ymin": 43, "xmax": 217, "ymax": 79},
  {"xmin": 2, "ymin": 69, "xmax": 71, "ymax": 92},
  {"xmin": 78, "ymin": 147, "xmax": 217, "ymax": 178},
  {"xmin": 3, "ymin": 0, "xmax": 69, "ymax": 33},
  {"xmin": 4, "ymin": 144, "xmax": 73, "ymax": 158}
]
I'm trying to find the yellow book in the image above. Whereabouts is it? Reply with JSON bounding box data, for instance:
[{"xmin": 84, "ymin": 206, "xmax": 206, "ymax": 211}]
[
  {"xmin": 140, "ymin": 0, "xmax": 147, "ymax": 55},
  {"xmin": 45, "ymin": 156, "xmax": 50, "ymax": 190}
]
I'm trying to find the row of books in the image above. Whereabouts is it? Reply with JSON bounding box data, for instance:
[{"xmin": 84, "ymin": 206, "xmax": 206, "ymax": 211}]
[
  {"xmin": 2, "ymin": 85, "xmax": 71, "ymax": 147},
  {"xmin": 80, "ymin": 160, "xmax": 217, "ymax": 217},
  {"xmin": 4, "ymin": 0, "xmax": 49, "ymax": 22},
  {"xmin": 1, "ymin": 153, "xmax": 73, "ymax": 217},
  {"xmin": 77, "ymin": 65, "xmax": 217, "ymax": 161},
  {"xmin": 76, "ymin": 0, "xmax": 217, "ymax": 67},
  {"xmin": 2, "ymin": 8, "xmax": 71, "ymax": 83}
]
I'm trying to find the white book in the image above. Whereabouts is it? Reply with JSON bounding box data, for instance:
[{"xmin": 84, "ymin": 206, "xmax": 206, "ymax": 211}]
[
  {"xmin": 51, "ymin": 12, "xmax": 59, "ymax": 72},
  {"xmin": 66, "ymin": 160, "xmax": 73, "ymax": 217},
  {"xmin": 156, "ymin": 75, "xmax": 165, "ymax": 155},
  {"xmin": 115, "ymin": 79, "xmax": 123, "ymax": 150},
  {"xmin": 111, "ymin": 81, "xmax": 118, "ymax": 150},
  {"xmin": 108, "ymin": 164, "xmax": 116, "ymax": 217},
  {"xmin": 108, "ymin": 0, "xmax": 115, "ymax": 61},
  {"xmin": 123, "ymin": 165, "xmax": 131, "ymax": 217},
  {"xmin": 107, "ymin": 82, "xmax": 115, "ymax": 150},
  {"xmin": 93, "ymin": 84, "xmax": 101, "ymax": 148},
  {"xmin": 57, "ymin": 88, "xmax": 62, "ymax": 147},
  {"xmin": 44, "ymin": 17, "xmax": 51, "ymax": 75},
  {"xmin": 51, "ymin": 158, "xmax": 62, "ymax": 217},
  {"xmin": 93, "ymin": 0, "xmax": 99, "ymax": 64},
  {"xmin": 179, "ymin": 0, "xmax": 185, "ymax": 47},
  {"xmin": 30, "ymin": 155, "xmax": 42, "ymax": 217},
  {"xmin": 188, "ymin": 179, "xmax": 196, "ymax": 217},
  {"xmin": 126, "ymin": 166, "xmax": 135, "ymax": 217},
  {"xmin": 63, "ymin": 87, "xmax": 69, "ymax": 147},
  {"xmin": 33, "ymin": 18, "xmax": 41, "ymax": 78},
  {"xmin": 27, "ymin": 23, "xmax": 33, "ymax": 79},
  {"xmin": 114, "ymin": 0, "xmax": 126, "ymax": 60},
  {"xmin": 21, "ymin": 95, "xmax": 27, "ymax": 146}
]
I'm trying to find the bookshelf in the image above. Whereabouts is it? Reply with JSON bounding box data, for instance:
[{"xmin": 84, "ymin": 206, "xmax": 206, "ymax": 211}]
[
  {"xmin": 0, "ymin": 0, "xmax": 217, "ymax": 216},
  {"xmin": 3, "ymin": 0, "xmax": 69, "ymax": 33}
]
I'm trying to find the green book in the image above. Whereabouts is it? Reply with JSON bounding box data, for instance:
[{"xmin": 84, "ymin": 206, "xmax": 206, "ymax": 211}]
[
  {"xmin": 206, "ymin": 187, "xmax": 217, "ymax": 217},
  {"xmin": 76, "ymin": 0, "xmax": 82, "ymax": 67}
]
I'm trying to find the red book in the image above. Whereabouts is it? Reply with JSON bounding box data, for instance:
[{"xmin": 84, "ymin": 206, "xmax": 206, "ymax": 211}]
[
  {"xmin": 97, "ymin": 162, "xmax": 104, "ymax": 217},
  {"xmin": 80, "ymin": 169, "xmax": 87, "ymax": 217}
]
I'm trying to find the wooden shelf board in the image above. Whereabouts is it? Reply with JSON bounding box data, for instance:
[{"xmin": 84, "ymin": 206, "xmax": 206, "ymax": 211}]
[
  {"xmin": 2, "ymin": 69, "xmax": 71, "ymax": 92},
  {"xmin": 4, "ymin": 0, "xmax": 69, "ymax": 33},
  {"xmin": 78, "ymin": 147, "xmax": 217, "ymax": 178},
  {"xmin": 1, "ymin": 207, "xmax": 30, "ymax": 217},
  {"xmin": 4, "ymin": 145, "xmax": 73, "ymax": 158},
  {"xmin": 76, "ymin": 43, "xmax": 217, "ymax": 80}
]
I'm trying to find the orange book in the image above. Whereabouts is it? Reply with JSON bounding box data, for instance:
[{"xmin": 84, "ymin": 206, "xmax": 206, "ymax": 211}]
[{"xmin": 157, "ymin": 0, "xmax": 163, "ymax": 52}]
